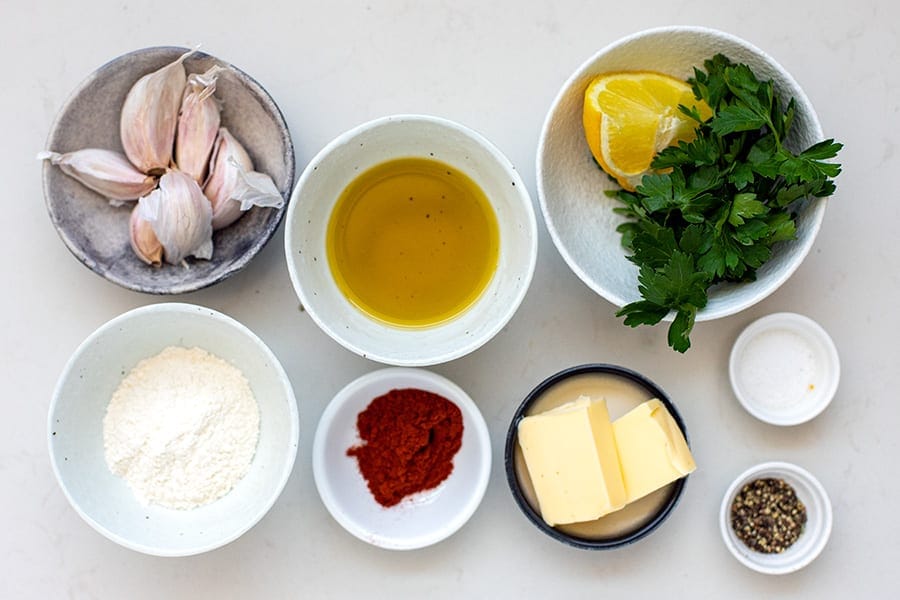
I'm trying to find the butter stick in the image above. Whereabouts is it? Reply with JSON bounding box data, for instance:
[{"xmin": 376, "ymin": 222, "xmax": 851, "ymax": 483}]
[
  {"xmin": 612, "ymin": 399, "xmax": 696, "ymax": 504},
  {"xmin": 517, "ymin": 396, "xmax": 626, "ymax": 526}
]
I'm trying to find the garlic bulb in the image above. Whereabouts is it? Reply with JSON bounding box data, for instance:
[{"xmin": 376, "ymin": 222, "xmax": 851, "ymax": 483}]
[
  {"xmin": 175, "ymin": 66, "xmax": 223, "ymax": 184},
  {"xmin": 204, "ymin": 127, "xmax": 284, "ymax": 230},
  {"xmin": 120, "ymin": 48, "xmax": 196, "ymax": 175},
  {"xmin": 138, "ymin": 170, "xmax": 213, "ymax": 265},
  {"xmin": 37, "ymin": 149, "xmax": 157, "ymax": 204},
  {"xmin": 129, "ymin": 204, "xmax": 163, "ymax": 266}
]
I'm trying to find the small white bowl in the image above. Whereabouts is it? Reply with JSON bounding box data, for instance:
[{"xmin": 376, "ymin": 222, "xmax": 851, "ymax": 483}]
[
  {"xmin": 284, "ymin": 114, "xmax": 538, "ymax": 366},
  {"xmin": 312, "ymin": 368, "xmax": 491, "ymax": 550},
  {"xmin": 49, "ymin": 303, "xmax": 299, "ymax": 556},
  {"xmin": 720, "ymin": 461, "xmax": 832, "ymax": 574},
  {"xmin": 730, "ymin": 312, "xmax": 840, "ymax": 425},
  {"xmin": 537, "ymin": 26, "xmax": 828, "ymax": 322}
]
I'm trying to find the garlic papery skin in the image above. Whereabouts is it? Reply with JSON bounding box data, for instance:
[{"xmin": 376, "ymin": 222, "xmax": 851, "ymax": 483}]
[
  {"xmin": 204, "ymin": 128, "xmax": 284, "ymax": 230},
  {"xmin": 129, "ymin": 204, "xmax": 163, "ymax": 266},
  {"xmin": 231, "ymin": 159, "xmax": 284, "ymax": 211},
  {"xmin": 175, "ymin": 66, "xmax": 223, "ymax": 184},
  {"xmin": 138, "ymin": 170, "xmax": 213, "ymax": 265},
  {"xmin": 37, "ymin": 149, "xmax": 157, "ymax": 204},
  {"xmin": 120, "ymin": 48, "xmax": 196, "ymax": 175}
]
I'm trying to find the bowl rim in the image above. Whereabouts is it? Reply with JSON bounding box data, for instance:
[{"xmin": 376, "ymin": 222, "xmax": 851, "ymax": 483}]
[
  {"xmin": 312, "ymin": 366, "xmax": 492, "ymax": 550},
  {"xmin": 719, "ymin": 460, "xmax": 833, "ymax": 574},
  {"xmin": 535, "ymin": 25, "xmax": 827, "ymax": 322},
  {"xmin": 729, "ymin": 312, "xmax": 840, "ymax": 425},
  {"xmin": 284, "ymin": 112, "xmax": 538, "ymax": 366},
  {"xmin": 504, "ymin": 363, "xmax": 689, "ymax": 550},
  {"xmin": 42, "ymin": 45, "xmax": 295, "ymax": 295},
  {"xmin": 47, "ymin": 302, "xmax": 300, "ymax": 556}
]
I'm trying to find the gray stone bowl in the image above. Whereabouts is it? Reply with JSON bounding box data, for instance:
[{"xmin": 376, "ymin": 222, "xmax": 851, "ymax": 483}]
[{"xmin": 42, "ymin": 47, "xmax": 294, "ymax": 294}]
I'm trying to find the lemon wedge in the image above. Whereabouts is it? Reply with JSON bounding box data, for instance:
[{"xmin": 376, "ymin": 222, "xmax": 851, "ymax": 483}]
[{"xmin": 583, "ymin": 72, "xmax": 712, "ymax": 191}]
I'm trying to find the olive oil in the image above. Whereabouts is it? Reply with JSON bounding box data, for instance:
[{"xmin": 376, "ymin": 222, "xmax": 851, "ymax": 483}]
[{"xmin": 327, "ymin": 157, "xmax": 499, "ymax": 327}]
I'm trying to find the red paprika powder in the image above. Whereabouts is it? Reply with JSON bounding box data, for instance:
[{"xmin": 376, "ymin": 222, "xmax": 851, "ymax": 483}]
[{"xmin": 347, "ymin": 388, "xmax": 464, "ymax": 507}]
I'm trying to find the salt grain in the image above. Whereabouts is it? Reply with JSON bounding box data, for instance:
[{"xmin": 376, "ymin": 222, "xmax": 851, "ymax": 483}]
[{"xmin": 737, "ymin": 328, "xmax": 819, "ymax": 411}]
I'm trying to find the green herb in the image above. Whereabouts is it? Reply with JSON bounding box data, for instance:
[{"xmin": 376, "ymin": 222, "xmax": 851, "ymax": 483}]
[{"xmin": 610, "ymin": 54, "xmax": 842, "ymax": 352}]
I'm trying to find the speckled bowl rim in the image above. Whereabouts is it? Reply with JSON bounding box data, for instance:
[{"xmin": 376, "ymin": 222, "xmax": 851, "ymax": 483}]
[
  {"xmin": 42, "ymin": 46, "xmax": 295, "ymax": 294},
  {"xmin": 504, "ymin": 363, "xmax": 690, "ymax": 550}
]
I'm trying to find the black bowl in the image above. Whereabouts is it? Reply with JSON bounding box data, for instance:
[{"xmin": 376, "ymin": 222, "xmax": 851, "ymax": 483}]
[
  {"xmin": 504, "ymin": 363, "xmax": 691, "ymax": 550},
  {"xmin": 42, "ymin": 46, "xmax": 295, "ymax": 294}
]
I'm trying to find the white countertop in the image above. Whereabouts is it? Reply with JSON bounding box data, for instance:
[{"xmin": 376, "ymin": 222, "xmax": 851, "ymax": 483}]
[{"xmin": 3, "ymin": 1, "xmax": 897, "ymax": 597}]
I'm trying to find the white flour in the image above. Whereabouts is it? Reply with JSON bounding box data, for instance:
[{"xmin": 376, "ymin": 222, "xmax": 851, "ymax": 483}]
[{"xmin": 103, "ymin": 346, "xmax": 260, "ymax": 509}]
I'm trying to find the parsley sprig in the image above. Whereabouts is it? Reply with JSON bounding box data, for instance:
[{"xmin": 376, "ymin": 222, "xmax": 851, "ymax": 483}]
[{"xmin": 610, "ymin": 54, "xmax": 842, "ymax": 352}]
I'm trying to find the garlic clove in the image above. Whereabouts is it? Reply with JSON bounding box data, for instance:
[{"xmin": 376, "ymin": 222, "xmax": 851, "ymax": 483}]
[
  {"xmin": 129, "ymin": 204, "xmax": 163, "ymax": 266},
  {"xmin": 204, "ymin": 128, "xmax": 284, "ymax": 230},
  {"xmin": 138, "ymin": 170, "xmax": 213, "ymax": 265},
  {"xmin": 209, "ymin": 193, "xmax": 244, "ymax": 231},
  {"xmin": 204, "ymin": 128, "xmax": 251, "ymax": 192},
  {"xmin": 204, "ymin": 128, "xmax": 253, "ymax": 229},
  {"xmin": 120, "ymin": 47, "xmax": 196, "ymax": 175},
  {"xmin": 174, "ymin": 66, "xmax": 224, "ymax": 184},
  {"xmin": 37, "ymin": 149, "xmax": 157, "ymax": 204}
]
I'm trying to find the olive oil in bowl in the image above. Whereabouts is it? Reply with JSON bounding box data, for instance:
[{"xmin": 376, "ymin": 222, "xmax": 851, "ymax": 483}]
[{"xmin": 327, "ymin": 158, "xmax": 499, "ymax": 327}]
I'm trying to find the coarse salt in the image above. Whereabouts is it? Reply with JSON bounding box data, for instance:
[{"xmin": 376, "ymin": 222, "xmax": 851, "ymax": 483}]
[
  {"xmin": 103, "ymin": 346, "xmax": 260, "ymax": 509},
  {"xmin": 737, "ymin": 328, "xmax": 819, "ymax": 411}
]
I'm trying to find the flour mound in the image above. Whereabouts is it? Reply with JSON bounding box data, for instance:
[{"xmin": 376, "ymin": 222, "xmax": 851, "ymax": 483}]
[{"xmin": 103, "ymin": 346, "xmax": 260, "ymax": 509}]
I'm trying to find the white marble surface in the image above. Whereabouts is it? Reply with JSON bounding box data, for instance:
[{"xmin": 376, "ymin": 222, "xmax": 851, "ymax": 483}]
[{"xmin": 3, "ymin": 1, "xmax": 897, "ymax": 597}]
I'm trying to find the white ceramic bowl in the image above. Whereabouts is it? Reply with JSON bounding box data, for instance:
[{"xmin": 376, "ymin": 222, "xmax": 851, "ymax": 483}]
[
  {"xmin": 720, "ymin": 461, "xmax": 832, "ymax": 574},
  {"xmin": 284, "ymin": 114, "xmax": 538, "ymax": 366},
  {"xmin": 537, "ymin": 26, "xmax": 828, "ymax": 321},
  {"xmin": 48, "ymin": 303, "xmax": 299, "ymax": 556},
  {"xmin": 730, "ymin": 312, "xmax": 840, "ymax": 425},
  {"xmin": 312, "ymin": 368, "xmax": 491, "ymax": 550}
]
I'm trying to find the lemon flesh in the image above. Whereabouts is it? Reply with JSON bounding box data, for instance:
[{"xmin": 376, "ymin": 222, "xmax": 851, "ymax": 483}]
[{"xmin": 583, "ymin": 72, "xmax": 712, "ymax": 191}]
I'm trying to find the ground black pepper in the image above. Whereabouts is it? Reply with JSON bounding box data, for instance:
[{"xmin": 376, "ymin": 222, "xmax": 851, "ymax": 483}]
[{"xmin": 731, "ymin": 477, "xmax": 807, "ymax": 553}]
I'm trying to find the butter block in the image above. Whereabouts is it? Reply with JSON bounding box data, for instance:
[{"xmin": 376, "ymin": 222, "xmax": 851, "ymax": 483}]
[
  {"xmin": 612, "ymin": 399, "xmax": 696, "ymax": 503},
  {"xmin": 517, "ymin": 396, "xmax": 626, "ymax": 526}
]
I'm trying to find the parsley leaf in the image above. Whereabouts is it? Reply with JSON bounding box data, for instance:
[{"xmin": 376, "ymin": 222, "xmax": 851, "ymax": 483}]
[
  {"xmin": 619, "ymin": 251, "xmax": 709, "ymax": 352},
  {"xmin": 610, "ymin": 54, "xmax": 843, "ymax": 352}
]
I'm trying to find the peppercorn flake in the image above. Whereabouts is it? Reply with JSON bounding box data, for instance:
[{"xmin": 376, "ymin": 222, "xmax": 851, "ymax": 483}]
[{"xmin": 731, "ymin": 477, "xmax": 807, "ymax": 554}]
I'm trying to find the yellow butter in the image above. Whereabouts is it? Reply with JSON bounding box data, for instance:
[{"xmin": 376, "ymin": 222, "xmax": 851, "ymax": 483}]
[
  {"xmin": 517, "ymin": 396, "xmax": 626, "ymax": 526},
  {"xmin": 612, "ymin": 399, "xmax": 696, "ymax": 504}
]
